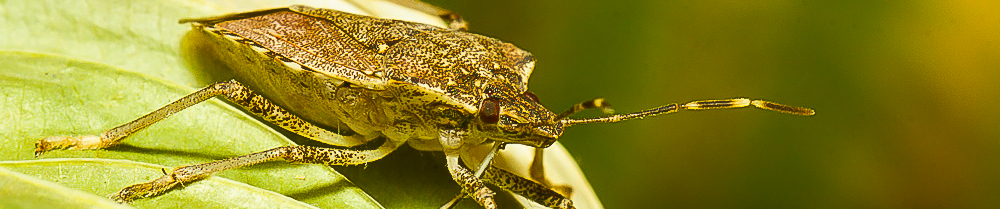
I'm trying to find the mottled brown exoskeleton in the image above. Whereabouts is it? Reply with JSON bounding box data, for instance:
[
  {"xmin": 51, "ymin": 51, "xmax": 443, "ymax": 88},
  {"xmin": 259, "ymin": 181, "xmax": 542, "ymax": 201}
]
[{"xmin": 33, "ymin": 2, "xmax": 814, "ymax": 209}]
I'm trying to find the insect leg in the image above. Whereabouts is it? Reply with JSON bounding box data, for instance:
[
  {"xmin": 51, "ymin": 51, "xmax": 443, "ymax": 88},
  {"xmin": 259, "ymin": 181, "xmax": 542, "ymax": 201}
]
[
  {"xmin": 441, "ymin": 142, "xmax": 503, "ymax": 209},
  {"xmin": 34, "ymin": 80, "xmax": 365, "ymax": 156},
  {"xmin": 483, "ymin": 165, "xmax": 575, "ymax": 209},
  {"xmin": 439, "ymin": 130, "xmax": 497, "ymax": 208},
  {"xmin": 383, "ymin": 0, "xmax": 469, "ymax": 31},
  {"xmin": 217, "ymin": 80, "xmax": 367, "ymax": 146},
  {"xmin": 446, "ymin": 154, "xmax": 496, "ymax": 209},
  {"xmin": 35, "ymin": 81, "xmax": 239, "ymax": 155},
  {"xmin": 112, "ymin": 139, "xmax": 399, "ymax": 203}
]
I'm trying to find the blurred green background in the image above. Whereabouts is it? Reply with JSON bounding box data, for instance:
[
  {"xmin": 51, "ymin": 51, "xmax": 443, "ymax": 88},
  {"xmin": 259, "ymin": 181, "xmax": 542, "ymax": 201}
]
[{"xmin": 426, "ymin": 0, "xmax": 1000, "ymax": 208}]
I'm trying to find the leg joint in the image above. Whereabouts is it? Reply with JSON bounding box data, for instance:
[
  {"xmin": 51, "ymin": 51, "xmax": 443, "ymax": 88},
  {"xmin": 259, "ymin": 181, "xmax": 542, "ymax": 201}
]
[{"xmin": 210, "ymin": 80, "xmax": 244, "ymax": 97}]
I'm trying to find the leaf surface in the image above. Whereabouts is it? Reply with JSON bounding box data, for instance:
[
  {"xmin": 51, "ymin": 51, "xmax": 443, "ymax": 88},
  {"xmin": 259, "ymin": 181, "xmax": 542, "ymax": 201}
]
[
  {"xmin": 0, "ymin": 165, "xmax": 132, "ymax": 209},
  {"xmin": 0, "ymin": 159, "xmax": 324, "ymax": 209},
  {"xmin": 0, "ymin": 52, "xmax": 379, "ymax": 208}
]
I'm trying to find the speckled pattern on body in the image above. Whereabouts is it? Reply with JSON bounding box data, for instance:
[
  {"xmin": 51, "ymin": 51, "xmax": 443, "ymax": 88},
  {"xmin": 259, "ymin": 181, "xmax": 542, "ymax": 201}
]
[{"xmin": 32, "ymin": 3, "xmax": 815, "ymax": 209}]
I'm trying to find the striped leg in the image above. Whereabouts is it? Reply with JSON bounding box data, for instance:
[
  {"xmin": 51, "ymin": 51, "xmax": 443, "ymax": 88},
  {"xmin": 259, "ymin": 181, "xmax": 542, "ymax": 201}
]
[
  {"xmin": 112, "ymin": 140, "xmax": 399, "ymax": 203},
  {"xmin": 484, "ymin": 165, "xmax": 574, "ymax": 209},
  {"xmin": 445, "ymin": 154, "xmax": 495, "ymax": 209},
  {"xmin": 439, "ymin": 130, "xmax": 496, "ymax": 209},
  {"xmin": 440, "ymin": 142, "xmax": 503, "ymax": 209},
  {"xmin": 35, "ymin": 80, "xmax": 366, "ymax": 156}
]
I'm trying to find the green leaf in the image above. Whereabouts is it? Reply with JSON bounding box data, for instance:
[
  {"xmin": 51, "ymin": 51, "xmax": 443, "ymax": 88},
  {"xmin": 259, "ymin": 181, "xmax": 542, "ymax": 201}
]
[
  {"xmin": 0, "ymin": 159, "xmax": 321, "ymax": 209},
  {"xmin": 0, "ymin": 165, "xmax": 132, "ymax": 209},
  {"xmin": 0, "ymin": 51, "xmax": 379, "ymax": 208},
  {"xmin": 0, "ymin": 0, "xmax": 206, "ymax": 87}
]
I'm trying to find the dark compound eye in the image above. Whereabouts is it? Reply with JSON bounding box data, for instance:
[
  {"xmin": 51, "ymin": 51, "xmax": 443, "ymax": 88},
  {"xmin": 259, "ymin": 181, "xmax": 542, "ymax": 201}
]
[
  {"xmin": 523, "ymin": 91, "xmax": 540, "ymax": 103},
  {"xmin": 479, "ymin": 97, "xmax": 500, "ymax": 124}
]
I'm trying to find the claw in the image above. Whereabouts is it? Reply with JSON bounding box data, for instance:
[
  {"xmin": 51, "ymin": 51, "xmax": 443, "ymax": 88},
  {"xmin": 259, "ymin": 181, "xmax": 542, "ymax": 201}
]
[
  {"xmin": 555, "ymin": 198, "xmax": 575, "ymax": 209},
  {"xmin": 108, "ymin": 172, "xmax": 180, "ymax": 203},
  {"xmin": 109, "ymin": 190, "xmax": 133, "ymax": 204},
  {"xmin": 33, "ymin": 140, "xmax": 52, "ymax": 157},
  {"xmin": 110, "ymin": 181, "xmax": 153, "ymax": 204},
  {"xmin": 34, "ymin": 136, "xmax": 72, "ymax": 157}
]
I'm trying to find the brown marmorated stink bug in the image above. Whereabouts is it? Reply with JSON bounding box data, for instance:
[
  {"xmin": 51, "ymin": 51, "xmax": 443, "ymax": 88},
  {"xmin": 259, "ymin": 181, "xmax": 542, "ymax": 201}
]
[{"xmin": 33, "ymin": 1, "xmax": 815, "ymax": 209}]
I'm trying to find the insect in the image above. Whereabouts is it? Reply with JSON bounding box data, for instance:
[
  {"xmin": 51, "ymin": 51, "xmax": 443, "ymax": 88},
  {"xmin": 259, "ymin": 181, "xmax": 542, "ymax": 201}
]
[{"xmin": 32, "ymin": 2, "xmax": 814, "ymax": 209}]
